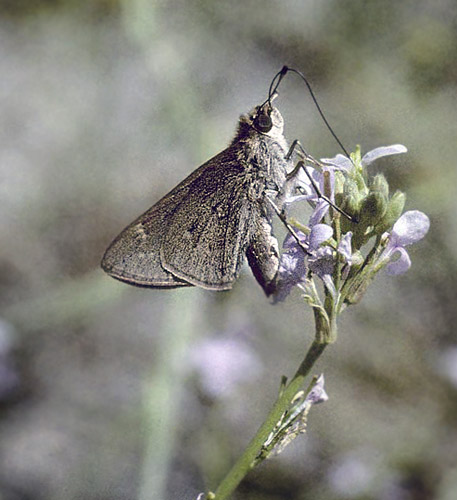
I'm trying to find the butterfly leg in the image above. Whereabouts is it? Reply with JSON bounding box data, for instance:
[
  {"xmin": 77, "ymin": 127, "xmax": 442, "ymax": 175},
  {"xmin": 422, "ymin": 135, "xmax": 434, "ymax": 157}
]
[{"xmin": 285, "ymin": 140, "xmax": 356, "ymax": 222}]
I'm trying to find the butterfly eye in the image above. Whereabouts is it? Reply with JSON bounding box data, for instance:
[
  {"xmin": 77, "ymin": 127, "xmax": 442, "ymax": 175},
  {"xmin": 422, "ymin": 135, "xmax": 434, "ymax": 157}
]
[{"xmin": 254, "ymin": 109, "xmax": 273, "ymax": 133}]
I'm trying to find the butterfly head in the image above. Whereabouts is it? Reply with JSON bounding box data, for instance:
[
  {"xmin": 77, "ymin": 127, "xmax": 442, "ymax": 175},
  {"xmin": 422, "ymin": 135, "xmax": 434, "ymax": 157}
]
[
  {"xmin": 236, "ymin": 94, "xmax": 285, "ymax": 145},
  {"xmin": 249, "ymin": 97, "xmax": 284, "ymax": 138}
]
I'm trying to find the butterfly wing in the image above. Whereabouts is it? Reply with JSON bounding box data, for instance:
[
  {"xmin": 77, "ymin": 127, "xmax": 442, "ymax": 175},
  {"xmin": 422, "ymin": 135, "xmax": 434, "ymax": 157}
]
[
  {"xmin": 100, "ymin": 197, "xmax": 191, "ymax": 288},
  {"xmin": 101, "ymin": 146, "xmax": 254, "ymax": 289},
  {"xmin": 160, "ymin": 150, "xmax": 254, "ymax": 290}
]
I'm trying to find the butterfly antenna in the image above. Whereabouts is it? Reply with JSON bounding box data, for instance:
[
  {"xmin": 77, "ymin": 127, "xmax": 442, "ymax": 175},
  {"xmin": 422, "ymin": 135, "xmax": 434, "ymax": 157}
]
[{"xmin": 266, "ymin": 66, "xmax": 351, "ymax": 158}]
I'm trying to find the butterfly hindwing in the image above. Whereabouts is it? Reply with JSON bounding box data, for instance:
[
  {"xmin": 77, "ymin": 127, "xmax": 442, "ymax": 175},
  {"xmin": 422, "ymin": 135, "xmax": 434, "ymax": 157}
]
[{"xmin": 100, "ymin": 200, "xmax": 190, "ymax": 288}]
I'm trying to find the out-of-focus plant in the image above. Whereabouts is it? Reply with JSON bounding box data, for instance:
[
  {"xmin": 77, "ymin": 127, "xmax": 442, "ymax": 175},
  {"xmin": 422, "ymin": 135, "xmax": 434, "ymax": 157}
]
[{"xmin": 199, "ymin": 145, "xmax": 430, "ymax": 500}]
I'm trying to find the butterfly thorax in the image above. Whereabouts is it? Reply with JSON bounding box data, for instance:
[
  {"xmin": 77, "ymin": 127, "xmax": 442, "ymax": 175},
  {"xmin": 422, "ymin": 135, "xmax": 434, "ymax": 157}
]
[{"xmin": 232, "ymin": 110, "xmax": 291, "ymax": 203}]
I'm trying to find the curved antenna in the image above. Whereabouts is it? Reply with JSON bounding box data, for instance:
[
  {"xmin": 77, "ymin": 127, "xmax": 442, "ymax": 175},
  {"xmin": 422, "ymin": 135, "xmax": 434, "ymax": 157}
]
[
  {"xmin": 267, "ymin": 66, "xmax": 289, "ymax": 104},
  {"xmin": 266, "ymin": 66, "xmax": 351, "ymax": 158}
]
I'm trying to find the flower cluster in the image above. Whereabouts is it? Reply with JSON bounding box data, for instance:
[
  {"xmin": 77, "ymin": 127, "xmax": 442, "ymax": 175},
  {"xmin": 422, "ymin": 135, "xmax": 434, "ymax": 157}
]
[{"xmin": 274, "ymin": 145, "xmax": 430, "ymax": 340}]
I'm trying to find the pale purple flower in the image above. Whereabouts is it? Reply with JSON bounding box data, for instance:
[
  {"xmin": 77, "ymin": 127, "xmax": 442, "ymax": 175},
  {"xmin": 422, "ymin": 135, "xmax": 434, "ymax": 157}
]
[
  {"xmin": 308, "ymin": 245, "xmax": 334, "ymax": 282},
  {"xmin": 380, "ymin": 210, "xmax": 430, "ymax": 275},
  {"xmin": 309, "ymin": 224, "xmax": 334, "ymax": 250},
  {"xmin": 307, "ymin": 231, "xmax": 354, "ymax": 297},
  {"xmin": 274, "ymin": 224, "xmax": 333, "ymax": 301},
  {"xmin": 273, "ymin": 249, "xmax": 307, "ymax": 303},
  {"xmin": 273, "ymin": 232, "xmax": 308, "ymax": 303},
  {"xmin": 283, "ymin": 166, "xmax": 322, "ymax": 206},
  {"xmin": 320, "ymin": 153, "xmax": 353, "ymax": 172},
  {"xmin": 361, "ymin": 144, "xmax": 408, "ymax": 166},
  {"xmin": 283, "ymin": 165, "xmax": 335, "ymax": 225},
  {"xmin": 309, "ymin": 168, "xmax": 336, "ymax": 226},
  {"xmin": 305, "ymin": 374, "xmax": 328, "ymax": 405},
  {"xmin": 338, "ymin": 232, "xmax": 353, "ymax": 263},
  {"xmin": 321, "ymin": 144, "xmax": 407, "ymax": 172}
]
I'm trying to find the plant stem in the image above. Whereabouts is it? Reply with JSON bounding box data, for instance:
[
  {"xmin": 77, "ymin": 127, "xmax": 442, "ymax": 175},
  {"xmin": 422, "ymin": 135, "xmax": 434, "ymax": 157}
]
[{"xmin": 209, "ymin": 339, "xmax": 327, "ymax": 500}]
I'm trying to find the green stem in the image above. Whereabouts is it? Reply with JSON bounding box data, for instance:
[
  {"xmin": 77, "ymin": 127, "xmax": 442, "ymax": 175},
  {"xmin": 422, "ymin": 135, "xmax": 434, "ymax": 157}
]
[{"xmin": 208, "ymin": 339, "xmax": 327, "ymax": 500}]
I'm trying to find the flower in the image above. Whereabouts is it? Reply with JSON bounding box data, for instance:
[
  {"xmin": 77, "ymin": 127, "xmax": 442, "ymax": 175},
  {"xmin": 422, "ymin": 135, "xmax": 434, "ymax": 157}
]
[
  {"xmin": 360, "ymin": 144, "xmax": 408, "ymax": 166},
  {"xmin": 274, "ymin": 144, "xmax": 429, "ymax": 308},
  {"xmin": 282, "ymin": 164, "xmax": 335, "ymax": 225},
  {"xmin": 380, "ymin": 210, "xmax": 430, "ymax": 275},
  {"xmin": 321, "ymin": 144, "xmax": 408, "ymax": 172},
  {"xmin": 337, "ymin": 231, "xmax": 353, "ymax": 263},
  {"xmin": 305, "ymin": 374, "xmax": 328, "ymax": 405},
  {"xmin": 308, "ymin": 168, "xmax": 336, "ymax": 226},
  {"xmin": 273, "ymin": 224, "xmax": 333, "ymax": 302},
  {"xmin": 283, "ymin": 166, "xmax": 322, "ymax": 206}
]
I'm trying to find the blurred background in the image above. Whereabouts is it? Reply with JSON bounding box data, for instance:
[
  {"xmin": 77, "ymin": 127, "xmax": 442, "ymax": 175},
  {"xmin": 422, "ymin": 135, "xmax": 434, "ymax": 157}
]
[{"xmin": 0, "ymin": 1, "xmax": 456, "ymax": 499}]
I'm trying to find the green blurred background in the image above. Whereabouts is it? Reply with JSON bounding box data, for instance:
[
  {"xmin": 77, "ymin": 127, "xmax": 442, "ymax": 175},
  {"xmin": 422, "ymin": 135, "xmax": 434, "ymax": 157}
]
[{"xmin": 0, "ymin": 1, "xmax": 456, "ymax": 499}]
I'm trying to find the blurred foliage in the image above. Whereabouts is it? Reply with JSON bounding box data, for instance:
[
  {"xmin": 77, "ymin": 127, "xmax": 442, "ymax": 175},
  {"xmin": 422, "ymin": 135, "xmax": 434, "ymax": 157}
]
[
  {"xmin": 0, "ymin": 1, "xmax": 456, "ymax": 500},
  {"xmin": 0, "ymin": 0, "xmax": 120, "ymax": 18}
]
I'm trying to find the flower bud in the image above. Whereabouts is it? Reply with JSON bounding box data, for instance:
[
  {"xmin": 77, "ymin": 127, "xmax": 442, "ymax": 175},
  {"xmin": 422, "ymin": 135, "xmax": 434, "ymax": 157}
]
[
  {"xmin": 371, "ymin": 173, "xmax": 389, "ymax": 198},
  {"xmin": 350, "ymin": 250, "xmax": 365, "ymax": 269},
  {"xmin": 338, "ymin": 178, "xmax": 362, "ymax": 233},
  {"xmin": 351, "ymin": 221, "xmax": 370, "ymax": 249},
  {"xmin": 360, "ymin": 191, "xmax": 388, "ymax": 225},
  {"xmin": 354, "ymin": 170, "xmax": 368, "ymax": 193},
  {"xmin": 375, "ymin": 190, "xmax": 406, "ymax": 234}
]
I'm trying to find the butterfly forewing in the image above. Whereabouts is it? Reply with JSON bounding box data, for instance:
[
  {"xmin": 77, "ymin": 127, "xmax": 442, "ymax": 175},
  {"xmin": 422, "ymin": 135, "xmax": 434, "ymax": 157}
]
[
  {"xmin": 161, "ymin": 149, "xmax": 254, "ymax": 289},
  {"xmin": 101, "ymin": 147, "xmax": 253, "ymax": 289}
]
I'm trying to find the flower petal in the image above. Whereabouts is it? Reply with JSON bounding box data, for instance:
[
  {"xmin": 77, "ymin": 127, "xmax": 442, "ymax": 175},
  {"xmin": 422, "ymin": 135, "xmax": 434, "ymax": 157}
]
[
  {"xmin": 321, "ymin": 154, "xmax": 353, "ymax": 172},
  {"xmin": 338, "ymin": 232, "xmax": 353, "ymax": 262},
  {"xmin": 309, "ymin": 224, "xmax": 333, "ymax": 251},
  {"xmin": 295, "ymin": 166, "xmax": 322, "ymax": 196},
  {"xmin": 282, "ymin": 167, "xmax": 319, "ymax": 207},
  {"xmin": 281, "ymin": 193, "xmax": 310, "ymax": 208},
  {"xmin": 361, "ymin": 144, "xmax": 407, "ymax": 166},
  {"xmin": 273, "ymin": 252, "xmax": 307, "ymax": 302},
  {"xmin": 305, "ymin": 374, "xmax": 329, "ymax": 405},
  {"xmin": 309, "ymin": 199, "xmax": 330, "ymax": 225},
  {"xmin": 308, "ymin": 246, "xmax": 334, "ymax": 277},
  {"xmin": 385, "ymin": 247, "xmax": 411, "ymax": 275},
  {"xmin": 283, "ymin": 231, "xmax": 307, "ymax": 250},
  {"xmin": 391, "ymin": 210, "xmax": 430, "ymax": 246},
  {"xmin": 279, "ymin": 251, "xmax": 304, "ymax": 275}
]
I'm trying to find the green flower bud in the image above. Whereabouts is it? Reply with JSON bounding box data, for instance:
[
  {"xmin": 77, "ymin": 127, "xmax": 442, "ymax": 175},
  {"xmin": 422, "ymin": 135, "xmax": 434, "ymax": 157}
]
[
  {"xmin": 375, "ymin": 190, "xmax": 406, "ymax": 234},
  {"xmin": 343, "ymin": 177, "xmax": 363, "ymax": 210},
  {"xmin": 344, "ymin": 193, "xmax": 361, "ymax": 218},
  {"xmin": 337, "ymin": 177, "xmax": 361, "ymax": 233},
  {"xmin": 370, "ymin": 173, "xmax": 389, "ymax": 198},
  {"xmin": 350, "ymin": 250, "xmax": 365, "ymax": 270},
  {"xmin": 351, "ymin": 222, "xmax": 370, "ymax": 250},
  {"xmin": 360, "ymin": 191, "xmax": 388, "ymax": 226},
  {"xmin": 350, "ymin": 145, "xmax": 362, "ymax": 171},
  {"xmin": 353, "ymin": 170, "xmax": 368, "ymax": 195}
]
